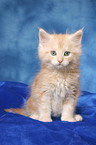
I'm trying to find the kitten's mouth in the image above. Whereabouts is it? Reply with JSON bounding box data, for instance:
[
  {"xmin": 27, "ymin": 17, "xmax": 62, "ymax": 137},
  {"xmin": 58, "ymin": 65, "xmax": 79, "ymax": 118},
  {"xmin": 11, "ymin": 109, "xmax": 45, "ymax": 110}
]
[
  {"xmin": 51, "ymin": 62, "xmax": 64, "ymax": 68},
  {"xmin": 56, "ymin": 63, "xmax": 63, "ymax": 68}
]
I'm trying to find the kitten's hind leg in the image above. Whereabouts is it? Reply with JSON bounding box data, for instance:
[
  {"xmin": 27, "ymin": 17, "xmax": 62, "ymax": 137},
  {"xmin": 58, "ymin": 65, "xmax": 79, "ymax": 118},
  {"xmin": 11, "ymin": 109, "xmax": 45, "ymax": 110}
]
[
  {"xmin": 74, "ymin": 114, "xmax": 83, "ymax": 121},
  {"xmin": 29, "ymin": 114, "xmax": 39, "ymax": 120},
  {"xmin": 26, "ymin": 96, "xmax": 39, "ymax": 120}
]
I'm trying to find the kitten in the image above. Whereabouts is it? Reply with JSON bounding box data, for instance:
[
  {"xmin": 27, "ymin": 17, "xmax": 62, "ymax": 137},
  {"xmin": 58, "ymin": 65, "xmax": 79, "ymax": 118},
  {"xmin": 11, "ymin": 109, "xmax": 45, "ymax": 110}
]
[{"xmin": 6, "ymin": 28, "xmax": 83, "ymax": 122}]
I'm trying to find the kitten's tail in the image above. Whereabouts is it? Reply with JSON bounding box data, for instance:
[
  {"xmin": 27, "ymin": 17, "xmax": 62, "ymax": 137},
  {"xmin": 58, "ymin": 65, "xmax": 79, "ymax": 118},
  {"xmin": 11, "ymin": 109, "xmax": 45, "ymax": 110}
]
[{"xmin": 5, "ymin": 108, "xmax": 27, "ymax": 116}]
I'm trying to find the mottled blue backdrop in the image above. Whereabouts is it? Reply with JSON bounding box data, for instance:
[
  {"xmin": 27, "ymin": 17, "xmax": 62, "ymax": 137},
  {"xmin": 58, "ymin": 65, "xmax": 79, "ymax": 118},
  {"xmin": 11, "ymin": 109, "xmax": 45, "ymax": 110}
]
[{"xmin": 0, "ymin": 0, "xmax": 96, "ymax": 92}]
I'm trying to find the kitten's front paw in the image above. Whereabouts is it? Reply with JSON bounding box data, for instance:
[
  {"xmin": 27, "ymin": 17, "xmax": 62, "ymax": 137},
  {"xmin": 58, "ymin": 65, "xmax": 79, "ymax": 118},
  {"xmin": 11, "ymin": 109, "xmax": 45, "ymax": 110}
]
[
  {"xmin": 39, "ymin": 117, "xmax": 52, "ymax": 122},
  {"xmin": 61, "ymin": 114, "xmax": 83, "ymax": 122},
  {"xmin": 61, "ymin": 117, "xmax": 76, "ymax": 122}
]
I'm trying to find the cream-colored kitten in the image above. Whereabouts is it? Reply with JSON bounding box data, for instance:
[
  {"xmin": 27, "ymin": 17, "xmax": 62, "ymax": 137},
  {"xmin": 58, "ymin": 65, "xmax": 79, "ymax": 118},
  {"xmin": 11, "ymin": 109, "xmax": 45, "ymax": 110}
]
[{"xmin": 6, "ymin": 28, "xmax": 83, "ymax": 122}]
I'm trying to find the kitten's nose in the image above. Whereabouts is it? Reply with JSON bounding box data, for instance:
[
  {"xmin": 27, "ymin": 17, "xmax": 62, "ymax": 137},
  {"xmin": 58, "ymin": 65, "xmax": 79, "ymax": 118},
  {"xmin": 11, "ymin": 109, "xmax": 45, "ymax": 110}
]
[{"xmin": 58, "ymin": 60, "xmax": 63, "ymax": 64}]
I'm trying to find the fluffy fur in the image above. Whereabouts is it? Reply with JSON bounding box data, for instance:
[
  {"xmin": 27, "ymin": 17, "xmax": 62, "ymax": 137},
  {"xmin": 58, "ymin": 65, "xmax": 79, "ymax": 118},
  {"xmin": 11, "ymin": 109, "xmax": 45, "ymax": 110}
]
[{"xmin": 5, "ymin": 28, "xmax": 83, "ymax": 122}]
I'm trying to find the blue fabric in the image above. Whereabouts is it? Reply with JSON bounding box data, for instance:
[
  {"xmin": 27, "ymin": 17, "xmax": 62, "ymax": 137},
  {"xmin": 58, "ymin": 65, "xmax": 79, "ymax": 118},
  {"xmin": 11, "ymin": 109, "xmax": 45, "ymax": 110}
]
[
  {"xmin": 0, "ymin": 81, "xmax": 96, "ymax": 145},
  {"xmin": 0, "ymin": 0, "xmax": 96, "ymax": 92}
]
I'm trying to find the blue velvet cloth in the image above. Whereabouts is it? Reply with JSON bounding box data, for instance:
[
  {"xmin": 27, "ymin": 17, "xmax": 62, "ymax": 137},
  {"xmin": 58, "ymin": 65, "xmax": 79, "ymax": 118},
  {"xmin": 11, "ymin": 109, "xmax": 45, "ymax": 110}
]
[{"xmin": 0, "ymin": 81, "xmax": 96, "ymax": 145}]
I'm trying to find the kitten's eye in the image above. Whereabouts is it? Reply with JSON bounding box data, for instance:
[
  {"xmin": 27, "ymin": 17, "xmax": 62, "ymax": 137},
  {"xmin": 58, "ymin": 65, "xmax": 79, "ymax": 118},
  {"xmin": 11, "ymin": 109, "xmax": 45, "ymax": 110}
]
[
  {"xmin": 64, "ymin": 51, "xmax": 70, "ymax": 56},
  {"xmin": 51, "ymin": 51, "xmax": 57, "ymax": 56}
]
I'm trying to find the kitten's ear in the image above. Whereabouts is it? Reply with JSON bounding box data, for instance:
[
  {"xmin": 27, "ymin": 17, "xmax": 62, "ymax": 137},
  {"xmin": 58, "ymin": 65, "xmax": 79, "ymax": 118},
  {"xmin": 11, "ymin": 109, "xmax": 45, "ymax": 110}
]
[
  {"xmin": 39, "ymin": 28, "xmax": 51, "ymax": 42},
  {"xmin": 69, "ymin": 28, "xmax": 83, "ymax": 44}
]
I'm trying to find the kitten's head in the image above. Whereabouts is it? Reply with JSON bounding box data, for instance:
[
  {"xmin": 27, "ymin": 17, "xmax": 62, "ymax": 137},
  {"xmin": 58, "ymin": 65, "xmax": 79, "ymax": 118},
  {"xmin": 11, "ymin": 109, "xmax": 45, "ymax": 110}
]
[{"xmin": 38, "ymin": 28, "xmax": 83, "ymax": 69}]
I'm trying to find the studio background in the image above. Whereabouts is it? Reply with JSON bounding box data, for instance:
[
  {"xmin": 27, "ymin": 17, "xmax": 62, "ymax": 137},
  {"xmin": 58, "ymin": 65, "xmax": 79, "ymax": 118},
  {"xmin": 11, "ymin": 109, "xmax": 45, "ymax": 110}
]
[{"xmin": 0, "ymin": 0, "xmax": 96, "ymax": 93}]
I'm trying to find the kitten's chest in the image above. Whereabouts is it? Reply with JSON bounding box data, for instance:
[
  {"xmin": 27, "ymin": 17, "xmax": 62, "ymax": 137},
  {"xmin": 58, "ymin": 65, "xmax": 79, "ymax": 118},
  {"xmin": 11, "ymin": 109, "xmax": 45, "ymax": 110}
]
[
  {"xmin": 51, "ymin": 77, "xmax": 68, "ymax": 116},
  {"xmin": 53, "ymin": 78, "xmax": 67, "ymax": 98}
]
